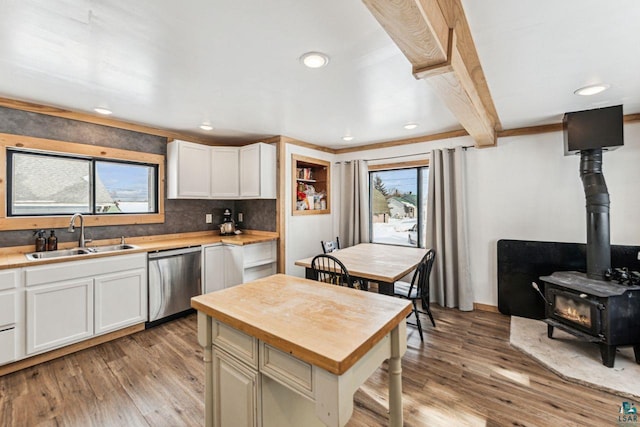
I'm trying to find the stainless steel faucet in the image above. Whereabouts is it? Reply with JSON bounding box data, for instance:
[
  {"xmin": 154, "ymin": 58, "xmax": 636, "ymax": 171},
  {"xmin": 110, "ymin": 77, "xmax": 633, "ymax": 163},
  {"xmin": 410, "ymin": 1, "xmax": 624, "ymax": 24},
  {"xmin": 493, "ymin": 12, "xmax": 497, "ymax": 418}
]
[{"xmin": 68, "ymin": 213, "xmax": 91, "ymax": 248}]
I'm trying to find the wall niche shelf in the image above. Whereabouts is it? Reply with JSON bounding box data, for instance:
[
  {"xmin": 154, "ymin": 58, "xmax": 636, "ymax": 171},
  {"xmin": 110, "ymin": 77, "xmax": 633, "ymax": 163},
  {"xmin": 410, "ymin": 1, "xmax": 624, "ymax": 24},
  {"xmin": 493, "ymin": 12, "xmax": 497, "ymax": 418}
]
[{"xmin": 292, "ymin": 154, "xmax": 330, "ymax": 216}]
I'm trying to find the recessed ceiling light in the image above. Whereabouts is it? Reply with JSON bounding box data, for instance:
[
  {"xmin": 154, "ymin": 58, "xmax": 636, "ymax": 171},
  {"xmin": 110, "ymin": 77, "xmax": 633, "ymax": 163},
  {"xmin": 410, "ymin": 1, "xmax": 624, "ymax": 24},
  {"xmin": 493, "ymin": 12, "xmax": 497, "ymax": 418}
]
[
  {"xmin": 300, "ymin": 52, "xmax": 330, "ymax": 69},
  {"xmin": 94, "ymin": 107, "xmax": 112, "ymax": 115},
  {"xmin": 403, "ymin": 123, "xmax": 418, "ymax": 130},
  {"xmin": 574, "ymin": 83, "xmax": 610, "ymax": 96},
  {"xmin": 342, "ymin": 135, "xmax": 354, "ymax": 142},
  {"xmin": 199, "ymin": 123, "xmax": 213, "ymax": 131}
]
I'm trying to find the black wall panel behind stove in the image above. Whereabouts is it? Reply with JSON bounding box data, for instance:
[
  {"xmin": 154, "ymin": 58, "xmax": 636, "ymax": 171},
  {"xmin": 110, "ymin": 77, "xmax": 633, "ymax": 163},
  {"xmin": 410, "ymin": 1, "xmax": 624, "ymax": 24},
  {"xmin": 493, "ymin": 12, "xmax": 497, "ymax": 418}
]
[{"xmin": 497, "ymin": 239, "xmax": 640, "ymax": 319}]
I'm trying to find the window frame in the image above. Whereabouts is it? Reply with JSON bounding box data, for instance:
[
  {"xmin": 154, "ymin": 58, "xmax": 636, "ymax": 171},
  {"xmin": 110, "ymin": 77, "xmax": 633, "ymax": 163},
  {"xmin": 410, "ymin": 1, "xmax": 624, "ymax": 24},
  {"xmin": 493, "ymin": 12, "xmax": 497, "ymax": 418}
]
[
  {"xmin": 368, "ymin": 160, "xmax": 429, "ymax": 248},
  {"xmin": 6, "ymin": 150, "xmax": 159, "ymax": 217},
  {"xmin": 0, "ymin": 132, "xmax": 165, "ymax": 231}
]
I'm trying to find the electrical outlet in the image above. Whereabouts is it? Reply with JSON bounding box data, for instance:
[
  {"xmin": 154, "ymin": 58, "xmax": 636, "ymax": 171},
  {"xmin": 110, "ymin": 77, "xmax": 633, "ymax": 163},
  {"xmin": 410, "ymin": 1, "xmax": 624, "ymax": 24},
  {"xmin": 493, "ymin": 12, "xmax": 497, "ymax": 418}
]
[
  {"xmin": 238, "ymin": 212, "xmax": 244, "ymax": 222},
  {"xmin": 205, "ymin": 214, "xmax": 212, "ymax": 224}
]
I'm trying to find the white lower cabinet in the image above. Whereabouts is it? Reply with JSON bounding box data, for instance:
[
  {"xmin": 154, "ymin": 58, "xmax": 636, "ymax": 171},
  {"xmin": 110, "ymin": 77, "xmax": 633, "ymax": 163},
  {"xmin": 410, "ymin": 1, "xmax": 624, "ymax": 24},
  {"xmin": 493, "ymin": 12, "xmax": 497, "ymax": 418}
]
[
  {"xmin": 203, "ymin": 244, "xmax": 225, "ymax": 294},
  {"xmin": 26, "ymin": 278, "xmax": 94, "ymax": 355},
  {"xmin": 213, "ymin": 347, "xmax": 261, "ymax": 427},
  {"xmin": 223, "ymin": 241, "xmax": 278, "ymax": 288},
  {"xmin": 209, "ymin": 319, "xmax": 322, "ymax": 427},
  {"xmin": 23, "ymin": 253, "xmax": 147, "ymax": 358},
  {"xmin": 203, "ymin": 241, "xmax": 277, "ymax": 292},
  {"xmin": 0, "ymin": 268, "xmax": 24, "ymax": 365},
  {"xmin": 94, "ymin": 268, "xmax": 147, "ymax": 335},
  {"xmin": 223, "ymin": 245, "xmax": 244, "ymax": 288},
  {"xmin": 0, "ymin": 328, "xmax": 16, "ymax": 365}
]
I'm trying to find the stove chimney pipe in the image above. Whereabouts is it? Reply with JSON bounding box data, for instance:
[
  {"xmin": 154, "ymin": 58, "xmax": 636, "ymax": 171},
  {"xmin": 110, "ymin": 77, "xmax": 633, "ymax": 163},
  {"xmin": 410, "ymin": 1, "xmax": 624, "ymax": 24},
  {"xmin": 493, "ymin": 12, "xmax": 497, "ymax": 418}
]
[
  {"xmin": 564, "ymin": 105, "xmax": 623, "ymax": 280},
  {"xmin": 579, "ymin": 149, "xmax": 611, "ymax": 279}
]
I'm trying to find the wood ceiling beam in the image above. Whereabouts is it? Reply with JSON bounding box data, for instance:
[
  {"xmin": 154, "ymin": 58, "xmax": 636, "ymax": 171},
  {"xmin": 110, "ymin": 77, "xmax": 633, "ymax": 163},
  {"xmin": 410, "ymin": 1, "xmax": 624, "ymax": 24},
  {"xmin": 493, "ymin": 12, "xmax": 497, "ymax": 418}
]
[{"xmin": 362, "ymin": 0, "xmax": 501, "ymax": 147}]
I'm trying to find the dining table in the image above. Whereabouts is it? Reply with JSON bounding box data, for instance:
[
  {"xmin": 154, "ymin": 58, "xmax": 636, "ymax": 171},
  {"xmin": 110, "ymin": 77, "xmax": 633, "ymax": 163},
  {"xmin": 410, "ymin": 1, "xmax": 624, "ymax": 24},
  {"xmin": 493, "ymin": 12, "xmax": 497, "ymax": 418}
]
[{"xmin": 294, "ymin": 243, "xmax": 427, "ymax": 295}]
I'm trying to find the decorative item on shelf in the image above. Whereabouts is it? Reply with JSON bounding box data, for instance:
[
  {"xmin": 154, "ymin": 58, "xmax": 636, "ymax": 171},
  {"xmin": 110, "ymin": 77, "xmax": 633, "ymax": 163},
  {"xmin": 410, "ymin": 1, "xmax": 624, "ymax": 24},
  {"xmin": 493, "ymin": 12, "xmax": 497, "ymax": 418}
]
[
  {"xmin": 296, "ymin": 167, "xmax": 314, "ymax": 180},
  {"xmin": 296, "ymin": 184, "xmax": 327, "ymax": 211}
]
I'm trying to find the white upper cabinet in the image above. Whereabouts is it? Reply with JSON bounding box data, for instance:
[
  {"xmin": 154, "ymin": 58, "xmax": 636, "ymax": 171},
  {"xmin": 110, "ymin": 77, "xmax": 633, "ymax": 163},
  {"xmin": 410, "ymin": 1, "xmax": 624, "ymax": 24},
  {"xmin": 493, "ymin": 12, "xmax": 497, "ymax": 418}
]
[
  {"xmin": 168, "ymin": 140, "xmax": 276, "ymax": 200},
  {"xmin": 240, "ymin": 143, "xmax": 276, "ymax": 199},
  {"xmin": 211, "ymin": 147, "xmax": 240, "ymax": 198},
  {"xmin": 167, "ymin": 140, "xmax": 212, "ymax": 199}
]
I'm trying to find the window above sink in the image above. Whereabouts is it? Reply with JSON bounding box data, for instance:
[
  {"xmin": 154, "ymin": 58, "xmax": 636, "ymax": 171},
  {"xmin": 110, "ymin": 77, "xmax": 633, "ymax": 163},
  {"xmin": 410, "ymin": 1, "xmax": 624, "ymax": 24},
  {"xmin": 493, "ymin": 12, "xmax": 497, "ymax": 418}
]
[{"xmin": 0, "ymin": 132, "xmax": 166, "ymax": 231}]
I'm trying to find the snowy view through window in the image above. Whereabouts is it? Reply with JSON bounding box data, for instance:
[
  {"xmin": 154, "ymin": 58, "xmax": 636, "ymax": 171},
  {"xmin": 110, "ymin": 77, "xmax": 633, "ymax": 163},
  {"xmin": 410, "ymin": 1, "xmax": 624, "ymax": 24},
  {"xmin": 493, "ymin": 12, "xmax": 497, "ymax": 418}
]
[
  {"xmin": 370, "ymin": 167, "xmax": 428, "ymax": 247},
  {"xmin": 9, "ymin": 150, "xmax": 156, "ymax": 216}
]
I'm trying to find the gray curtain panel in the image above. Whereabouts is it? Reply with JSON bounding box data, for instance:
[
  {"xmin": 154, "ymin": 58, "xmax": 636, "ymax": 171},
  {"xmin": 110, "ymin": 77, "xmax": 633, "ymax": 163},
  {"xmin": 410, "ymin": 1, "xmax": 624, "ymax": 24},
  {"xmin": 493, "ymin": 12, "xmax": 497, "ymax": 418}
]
[
  {"xmin": 426, "ymin": 147, "xmax": 473, "ymax": 311},
  {"xmin": 338, "ymin": 160, "xmax": 369, "ymax": 247}
]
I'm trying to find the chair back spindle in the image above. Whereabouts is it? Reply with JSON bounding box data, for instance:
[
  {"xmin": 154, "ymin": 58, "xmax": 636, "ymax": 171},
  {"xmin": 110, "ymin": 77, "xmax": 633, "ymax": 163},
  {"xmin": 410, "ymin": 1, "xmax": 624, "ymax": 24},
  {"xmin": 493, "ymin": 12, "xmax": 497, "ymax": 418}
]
[{"xmin": 311, "ymin": 254, "xmax": 353, "ymax": 287}]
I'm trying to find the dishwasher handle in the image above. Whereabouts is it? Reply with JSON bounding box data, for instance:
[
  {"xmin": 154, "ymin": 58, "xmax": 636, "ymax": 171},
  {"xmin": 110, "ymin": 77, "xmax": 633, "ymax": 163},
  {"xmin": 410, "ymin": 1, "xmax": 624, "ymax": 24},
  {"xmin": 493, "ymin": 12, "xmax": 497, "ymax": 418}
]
[{"xmin": 148, "ymin": 246, "xmax": 202, "ymax": 259}]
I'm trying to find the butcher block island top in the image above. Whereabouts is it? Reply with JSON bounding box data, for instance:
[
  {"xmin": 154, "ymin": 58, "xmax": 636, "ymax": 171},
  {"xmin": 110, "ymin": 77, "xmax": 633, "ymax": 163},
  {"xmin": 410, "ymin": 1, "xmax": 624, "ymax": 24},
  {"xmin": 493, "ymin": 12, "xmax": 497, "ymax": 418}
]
[{"xmin": 191, "ymin": 273, "xmax": 412, "ymax": 375}]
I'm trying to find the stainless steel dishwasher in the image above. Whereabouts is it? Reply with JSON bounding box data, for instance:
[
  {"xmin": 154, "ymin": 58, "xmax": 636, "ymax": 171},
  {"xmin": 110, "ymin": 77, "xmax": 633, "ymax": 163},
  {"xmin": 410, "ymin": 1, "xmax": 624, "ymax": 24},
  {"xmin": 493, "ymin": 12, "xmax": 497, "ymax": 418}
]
[{"xmin": 148, "ymin": 246, "xmax": 202, "ymax": 325}]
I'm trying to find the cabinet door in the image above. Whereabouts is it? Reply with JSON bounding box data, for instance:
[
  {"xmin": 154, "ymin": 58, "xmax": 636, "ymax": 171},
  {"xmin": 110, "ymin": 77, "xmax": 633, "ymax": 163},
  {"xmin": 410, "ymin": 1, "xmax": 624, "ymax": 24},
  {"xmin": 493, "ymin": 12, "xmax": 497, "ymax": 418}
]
[
  {"xmin": 211, "ymin": 147, "xmax": 240, "ymax": 197},
  {"xmin": 0, "ymin": 291, "xmax": 16, "ymax": 328},
  {"xmin": 224, "ymin": 245, "xmax": 244, "ymax": 288},
  {"xmin": 0, "ymin": 328, "xmax": 15, "ymax": 365},
  {"xmin": 203, "ymin": 245, "xmax": 225, "ymax": 294},
  {"xmin": 26, "ymin": 278, "xmax": 94, "ymax": 355},
  {"xmin": 213, "ymin": 347, "xmax": 260, "ymax": 427},
  {"xmin": 239, "ymin": 144, "xmax": 261, "ymax": 197},
  {"xmin": 94, "ymin": 268, "xmax": 147, "ymax": 335},
  {"xmin": 169, "ymin": 140, "xmax": 211, "ymax": 198}
]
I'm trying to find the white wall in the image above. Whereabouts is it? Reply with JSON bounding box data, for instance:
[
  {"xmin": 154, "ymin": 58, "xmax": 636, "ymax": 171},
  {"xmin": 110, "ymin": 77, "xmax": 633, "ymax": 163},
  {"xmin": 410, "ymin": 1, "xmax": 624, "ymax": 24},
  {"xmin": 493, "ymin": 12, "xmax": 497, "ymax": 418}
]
[
  {"xmin": 466, "ymin": 122, "xmax": 640, "ymax": 305},
  {"xmin": 329, "ymin": 122, "xmax": 640, "ymax": 306},
  {"xmin": 285, "ymin": 143, "xmax": 337, "ymax": 277}
]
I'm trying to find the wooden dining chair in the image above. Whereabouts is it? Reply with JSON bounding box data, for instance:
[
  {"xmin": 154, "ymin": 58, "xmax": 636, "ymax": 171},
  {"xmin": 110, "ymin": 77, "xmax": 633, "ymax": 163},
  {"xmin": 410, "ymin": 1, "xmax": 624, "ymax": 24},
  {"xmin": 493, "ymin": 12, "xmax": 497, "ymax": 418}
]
[
  {"xmin": 393, "ymin": 249, "xmax": 436, "ymax": 341},
  {"xmin": 321, "ymin": 237, "xmax": 341, "ymax": 254},
  {"xmin": 320, "ymin": 238, "xmax": 370, "ymax": 291},
  {"xmin": 311, "ymin": 254, "xmax": 354, "ymax": 288}
]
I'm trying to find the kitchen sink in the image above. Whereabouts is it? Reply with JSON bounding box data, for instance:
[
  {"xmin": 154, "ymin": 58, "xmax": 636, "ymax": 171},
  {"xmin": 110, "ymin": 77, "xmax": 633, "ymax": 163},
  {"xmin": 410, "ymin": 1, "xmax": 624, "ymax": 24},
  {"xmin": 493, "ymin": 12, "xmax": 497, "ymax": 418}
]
[
  {"xmin": 25, "ymin": 243, "xmax": 140, "ymax": 261},
  {"xmin": 25, "ymin": 248, "xmax": 93, "ymax": 260},
  {"xmin": 86, "ymin": 243, "xmax": 139, "ymax": 253}
]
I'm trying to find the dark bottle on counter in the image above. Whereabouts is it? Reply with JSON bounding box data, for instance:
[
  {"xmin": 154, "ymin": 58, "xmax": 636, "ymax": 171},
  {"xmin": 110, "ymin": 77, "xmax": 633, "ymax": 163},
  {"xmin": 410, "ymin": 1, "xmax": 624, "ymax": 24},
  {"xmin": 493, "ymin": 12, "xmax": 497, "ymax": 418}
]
[
  {"xmin": 34, "ymin": 230, "xmax": 46, "ymax": 252},
  {"xmin": 47, "ymin": 230, "xmax": 58, "ymax": 251}
]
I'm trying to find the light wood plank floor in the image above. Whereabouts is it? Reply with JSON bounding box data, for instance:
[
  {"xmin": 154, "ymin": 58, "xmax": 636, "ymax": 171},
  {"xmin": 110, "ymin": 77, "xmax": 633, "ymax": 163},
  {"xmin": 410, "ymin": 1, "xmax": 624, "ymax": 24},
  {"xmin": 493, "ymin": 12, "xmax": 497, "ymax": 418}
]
[{"xmin": 0, "ymin": 306, "xmax": 626, "ymax": 426}]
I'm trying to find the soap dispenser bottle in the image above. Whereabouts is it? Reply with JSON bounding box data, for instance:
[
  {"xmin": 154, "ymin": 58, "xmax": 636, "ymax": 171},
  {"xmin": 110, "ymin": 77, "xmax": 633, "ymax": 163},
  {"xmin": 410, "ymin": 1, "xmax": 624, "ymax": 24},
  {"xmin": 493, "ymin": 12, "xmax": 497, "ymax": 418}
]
[
  {"xmin": 47, "ymin": 230, "xmax": 58, "ymax": 251},
  {"xmin": 34, "ymin": 230, "xmax": 46, "ymax": 252}
]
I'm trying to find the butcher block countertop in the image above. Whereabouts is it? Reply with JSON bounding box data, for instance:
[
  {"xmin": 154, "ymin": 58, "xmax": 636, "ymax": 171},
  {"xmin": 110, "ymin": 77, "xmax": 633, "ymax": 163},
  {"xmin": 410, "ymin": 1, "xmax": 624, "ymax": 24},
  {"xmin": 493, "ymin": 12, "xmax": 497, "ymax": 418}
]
[
  {"xmin": 191, "ymin": 274, "xmax": 412, "ymax": 375},
  {"xmin": 0, "ymin": 230, "xmax": 278, "ymax": 269}
]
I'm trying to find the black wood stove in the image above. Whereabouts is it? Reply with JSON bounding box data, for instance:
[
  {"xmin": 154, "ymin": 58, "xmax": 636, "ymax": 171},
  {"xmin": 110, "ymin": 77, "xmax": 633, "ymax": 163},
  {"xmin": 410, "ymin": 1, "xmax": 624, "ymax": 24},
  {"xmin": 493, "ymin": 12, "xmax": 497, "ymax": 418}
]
[
  {"xmin": 537, "ymin": 105, "xmax": 640, "ymax": 368},
  {"xmin": 540, "ymin": 270, "xmax": 640, "ymax": 367}
]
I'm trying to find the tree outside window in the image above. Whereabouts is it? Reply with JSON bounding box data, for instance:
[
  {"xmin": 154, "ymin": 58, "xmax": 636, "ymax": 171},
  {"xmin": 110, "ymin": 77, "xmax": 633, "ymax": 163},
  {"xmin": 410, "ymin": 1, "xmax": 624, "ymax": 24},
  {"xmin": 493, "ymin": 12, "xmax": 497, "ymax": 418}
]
[{"xmin": 369, "ymin": 167, "xmax": 428, "ymax": 247}]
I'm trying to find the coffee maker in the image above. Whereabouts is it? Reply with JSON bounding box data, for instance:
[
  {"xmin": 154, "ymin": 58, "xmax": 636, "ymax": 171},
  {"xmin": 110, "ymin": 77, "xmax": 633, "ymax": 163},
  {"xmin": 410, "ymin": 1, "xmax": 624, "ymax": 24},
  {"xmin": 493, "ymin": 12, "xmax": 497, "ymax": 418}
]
[{"xmin": 219, "ymin": 208, "xmax": 236, "ymax": 235}]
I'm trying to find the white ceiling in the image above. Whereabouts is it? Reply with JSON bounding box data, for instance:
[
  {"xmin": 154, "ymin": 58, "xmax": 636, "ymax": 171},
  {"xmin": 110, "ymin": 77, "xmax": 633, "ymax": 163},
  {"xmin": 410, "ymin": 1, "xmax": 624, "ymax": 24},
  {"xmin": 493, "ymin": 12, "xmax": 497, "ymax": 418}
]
[{"xmin": 0, "ymin": 1, "xmax": 638, "ymax": 148}]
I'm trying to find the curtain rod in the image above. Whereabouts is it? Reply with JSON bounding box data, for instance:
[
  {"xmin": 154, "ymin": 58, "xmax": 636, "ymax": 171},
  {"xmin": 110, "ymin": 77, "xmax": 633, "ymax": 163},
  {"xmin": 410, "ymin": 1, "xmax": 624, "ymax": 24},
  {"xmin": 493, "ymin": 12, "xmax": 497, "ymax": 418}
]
[{"xmin": 334, "ymin": 144, "xmax": 473, "ymax": 164}]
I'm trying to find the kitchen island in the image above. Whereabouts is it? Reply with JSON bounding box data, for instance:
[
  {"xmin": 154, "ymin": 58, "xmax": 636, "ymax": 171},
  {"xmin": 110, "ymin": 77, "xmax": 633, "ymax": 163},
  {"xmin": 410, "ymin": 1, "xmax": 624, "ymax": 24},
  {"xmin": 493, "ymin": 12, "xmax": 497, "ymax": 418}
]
[{"xmin": 191, "ymin": 274, "xmax": 412, "ymax": 427}]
